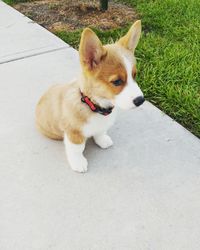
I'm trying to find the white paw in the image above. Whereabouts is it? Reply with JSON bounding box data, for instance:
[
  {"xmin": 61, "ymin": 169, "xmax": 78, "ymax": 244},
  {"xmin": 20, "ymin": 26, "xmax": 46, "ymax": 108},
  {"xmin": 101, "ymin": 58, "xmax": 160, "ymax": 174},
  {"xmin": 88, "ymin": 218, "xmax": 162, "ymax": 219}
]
[
  {"xmin": 94, "ymin": 134, "xmax": 113, "ymax": 149},
  {"xmin": 68, "ymin": 155, "xmax": 88, "ymax": 173}
]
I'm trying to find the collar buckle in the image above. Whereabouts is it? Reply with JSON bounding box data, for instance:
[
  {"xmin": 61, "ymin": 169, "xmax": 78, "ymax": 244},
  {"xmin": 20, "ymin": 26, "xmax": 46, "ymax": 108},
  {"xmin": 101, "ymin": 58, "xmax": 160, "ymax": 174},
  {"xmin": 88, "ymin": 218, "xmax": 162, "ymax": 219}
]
[{"xmin": 81, "ymin": 92, "xmax": 113, "ymax": 116}]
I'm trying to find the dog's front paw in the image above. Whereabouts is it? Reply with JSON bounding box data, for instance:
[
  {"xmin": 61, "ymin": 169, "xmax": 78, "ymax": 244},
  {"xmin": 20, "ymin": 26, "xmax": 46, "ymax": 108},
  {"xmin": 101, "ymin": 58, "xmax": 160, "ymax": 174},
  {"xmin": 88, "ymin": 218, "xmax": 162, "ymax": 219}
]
[
  {"xmin": 94, "ymin": 134, "xmax": 113, "ymax": 149},
  {"xmin": 68, "ymin": 155, "xmax": 88, "ymax": 173}
]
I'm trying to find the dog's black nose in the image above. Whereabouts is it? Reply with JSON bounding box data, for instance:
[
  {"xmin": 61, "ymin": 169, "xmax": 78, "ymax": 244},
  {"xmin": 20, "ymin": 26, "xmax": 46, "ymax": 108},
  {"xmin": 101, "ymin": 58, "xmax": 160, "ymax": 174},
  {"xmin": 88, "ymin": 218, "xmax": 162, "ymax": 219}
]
[{"xmin": 133, "ymin": 96, "xmax": 145, "ymax": 107}]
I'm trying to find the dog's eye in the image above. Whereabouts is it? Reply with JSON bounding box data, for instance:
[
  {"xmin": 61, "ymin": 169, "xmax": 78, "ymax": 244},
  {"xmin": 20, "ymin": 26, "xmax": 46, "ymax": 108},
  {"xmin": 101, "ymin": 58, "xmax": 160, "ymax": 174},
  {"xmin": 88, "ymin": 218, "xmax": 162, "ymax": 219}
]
[{"xmin": 112, "ymin": 79, "xmax": 123, "ymax": 86}]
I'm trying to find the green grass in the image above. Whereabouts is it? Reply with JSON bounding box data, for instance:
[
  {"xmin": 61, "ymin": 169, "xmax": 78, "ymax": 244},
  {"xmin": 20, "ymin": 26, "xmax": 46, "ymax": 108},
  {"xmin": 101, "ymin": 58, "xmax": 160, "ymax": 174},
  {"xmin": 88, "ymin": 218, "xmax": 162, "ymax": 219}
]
[
  {"xmin": 56, "ymin": 0, "xmax": 200, "ymax": 137},
  {"xmin": 3, "ymin": 0, "xmax": 29, "ymax": 4},
  {"xmin": 4, "ymin": 0, "xmax": 200, "ymax": 137}
]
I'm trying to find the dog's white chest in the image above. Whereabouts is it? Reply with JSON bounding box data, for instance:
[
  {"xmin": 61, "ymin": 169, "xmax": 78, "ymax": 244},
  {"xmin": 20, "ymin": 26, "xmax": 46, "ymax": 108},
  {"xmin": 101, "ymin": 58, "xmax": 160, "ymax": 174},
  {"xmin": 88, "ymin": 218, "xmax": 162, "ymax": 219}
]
[{"xmin": 82, "ymin": 109, "xmax": 117, "ymax": 138}]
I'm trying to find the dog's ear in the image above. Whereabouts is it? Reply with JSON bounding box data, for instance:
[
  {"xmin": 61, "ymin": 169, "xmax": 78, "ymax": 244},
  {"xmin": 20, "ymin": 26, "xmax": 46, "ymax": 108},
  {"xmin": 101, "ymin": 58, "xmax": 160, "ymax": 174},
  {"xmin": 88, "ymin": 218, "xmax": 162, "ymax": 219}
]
[
  {"xmin": 117, "ymin": 20, "xmax": 141, "ymax": 51},
  {"xmin": 79, "ymin": 28, "xmax": 106, "ymax": 70}
]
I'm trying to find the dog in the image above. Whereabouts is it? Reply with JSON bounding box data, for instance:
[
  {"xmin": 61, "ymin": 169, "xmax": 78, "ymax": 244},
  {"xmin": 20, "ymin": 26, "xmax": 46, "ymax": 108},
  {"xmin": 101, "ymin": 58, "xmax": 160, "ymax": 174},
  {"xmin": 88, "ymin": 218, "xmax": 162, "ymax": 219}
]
[{"xmin": 35, "ymin": 20, "xmax": 144, "ymax": 173}]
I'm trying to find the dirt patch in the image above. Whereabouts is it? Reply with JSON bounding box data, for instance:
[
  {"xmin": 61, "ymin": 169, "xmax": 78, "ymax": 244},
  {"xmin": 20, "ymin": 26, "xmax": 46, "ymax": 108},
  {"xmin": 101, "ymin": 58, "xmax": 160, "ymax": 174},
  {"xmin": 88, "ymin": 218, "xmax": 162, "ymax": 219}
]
[{"xmin": 14, "ymin": 0, "xmax": 138, "ymax": 32}]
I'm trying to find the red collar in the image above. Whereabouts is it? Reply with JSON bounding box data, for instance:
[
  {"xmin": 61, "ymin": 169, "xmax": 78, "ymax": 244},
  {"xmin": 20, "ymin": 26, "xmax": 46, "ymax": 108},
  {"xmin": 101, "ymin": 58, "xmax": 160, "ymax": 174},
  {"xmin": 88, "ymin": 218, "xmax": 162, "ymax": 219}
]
[{"xmin": 80, "ymin": 92, "xmax": 114, "ymax": 116}]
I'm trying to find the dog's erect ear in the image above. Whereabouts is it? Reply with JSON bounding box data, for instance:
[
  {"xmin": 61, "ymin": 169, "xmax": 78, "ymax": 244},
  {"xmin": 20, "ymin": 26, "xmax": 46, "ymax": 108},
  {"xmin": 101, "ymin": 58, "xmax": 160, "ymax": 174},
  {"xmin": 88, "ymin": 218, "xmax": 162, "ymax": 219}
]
[
  {"xmin": 117, "ymin": 20, "xmax": 141, "ymax": 51},
  {"xmin": 79, "ymin": 28, "xmax": 106, "ymax": 70}
]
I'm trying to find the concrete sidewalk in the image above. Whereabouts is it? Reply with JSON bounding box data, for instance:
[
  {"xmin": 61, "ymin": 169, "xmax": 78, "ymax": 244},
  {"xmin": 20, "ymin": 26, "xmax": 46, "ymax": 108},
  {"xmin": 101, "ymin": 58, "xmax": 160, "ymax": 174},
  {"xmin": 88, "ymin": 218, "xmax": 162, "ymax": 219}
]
[
  {"xmin": 0, "ymin": 2, "xmax": 200, "ymax": 250},
  {"xmin": 0, "ymin": 1, "xmax": 67, "ymax": 64}
]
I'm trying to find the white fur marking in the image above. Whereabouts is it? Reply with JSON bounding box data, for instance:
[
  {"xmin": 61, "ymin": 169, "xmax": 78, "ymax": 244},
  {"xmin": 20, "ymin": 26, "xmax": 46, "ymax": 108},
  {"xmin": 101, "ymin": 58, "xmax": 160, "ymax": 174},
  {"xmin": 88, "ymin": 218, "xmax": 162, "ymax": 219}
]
[
  {"xmin": 115, "ymin": 55, "xmax": 143, "ymax": 110},
  {"xmin": 64, "ymin": 134, "xmax": 88, "ymax": 173},
  {"xmin": 94, "ymin": 133, "xmax": 113, "ymax": 149},
  {"xmin": 82, "ymin": 108, "xmax": 117, "ymax": 138}
]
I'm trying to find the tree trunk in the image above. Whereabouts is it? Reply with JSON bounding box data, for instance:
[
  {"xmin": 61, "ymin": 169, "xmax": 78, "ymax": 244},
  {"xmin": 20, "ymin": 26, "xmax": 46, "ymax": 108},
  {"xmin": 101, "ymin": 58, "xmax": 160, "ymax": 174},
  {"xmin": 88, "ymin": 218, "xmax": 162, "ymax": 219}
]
[{"xmin": 100, "ymin": 0, "xmax": 108, "ymax": 11}]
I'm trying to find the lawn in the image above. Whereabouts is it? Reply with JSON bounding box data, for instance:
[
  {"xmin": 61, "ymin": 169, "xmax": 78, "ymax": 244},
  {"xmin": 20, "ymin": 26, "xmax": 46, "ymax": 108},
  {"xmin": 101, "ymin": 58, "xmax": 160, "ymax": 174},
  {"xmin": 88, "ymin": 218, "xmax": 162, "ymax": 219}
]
[
  {"xmin": 56, "ymin": 0, "xmax": 200, "ymax": 138},
  {"xmin": 4, "ymin": 0, "xmax": 200, "ymax": 137}
]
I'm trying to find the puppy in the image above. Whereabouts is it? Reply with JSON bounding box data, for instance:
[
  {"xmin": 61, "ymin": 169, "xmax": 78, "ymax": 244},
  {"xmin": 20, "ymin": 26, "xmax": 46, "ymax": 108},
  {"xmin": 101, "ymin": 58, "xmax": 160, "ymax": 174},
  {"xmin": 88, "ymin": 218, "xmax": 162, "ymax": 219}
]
[{"xmin": 35, "ymin": 20, "xmax": 144, "ymax": 173}]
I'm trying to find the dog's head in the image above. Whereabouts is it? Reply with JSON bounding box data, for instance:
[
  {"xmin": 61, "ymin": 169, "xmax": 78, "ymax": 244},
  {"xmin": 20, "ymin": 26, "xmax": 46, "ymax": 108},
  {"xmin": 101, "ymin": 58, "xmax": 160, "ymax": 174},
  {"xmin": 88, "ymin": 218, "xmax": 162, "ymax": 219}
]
[{"xmin": 79, "ymin": 20, "xmax": 144, "ymax": 110}]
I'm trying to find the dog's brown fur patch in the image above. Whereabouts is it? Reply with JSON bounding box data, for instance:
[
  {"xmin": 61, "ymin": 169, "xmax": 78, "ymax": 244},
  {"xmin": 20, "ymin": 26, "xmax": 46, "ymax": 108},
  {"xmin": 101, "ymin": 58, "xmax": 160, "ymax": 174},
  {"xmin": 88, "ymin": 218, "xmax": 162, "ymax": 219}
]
[
  {"xmin": 95, "ymin": 45, "xmax": 127, "ymax": 95},
  {"xmin": 132, "ymin": 65, "xmax": 137, "ymax": 79},
  {"xmin": 36, "ymin": 82, "xmax": 92, "ymax": 143}
]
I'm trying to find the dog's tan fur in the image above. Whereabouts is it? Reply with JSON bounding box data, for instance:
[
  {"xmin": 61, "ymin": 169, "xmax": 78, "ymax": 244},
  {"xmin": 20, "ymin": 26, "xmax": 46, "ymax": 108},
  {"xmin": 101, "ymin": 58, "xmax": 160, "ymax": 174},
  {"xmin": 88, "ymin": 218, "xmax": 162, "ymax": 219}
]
[
  {"xmin": 35, "ymin": 82, "xmax": 92, "ymax": 143},
  {"xmin": 35, "ymin": 21, "xmax": 141, "ymax": 145}
]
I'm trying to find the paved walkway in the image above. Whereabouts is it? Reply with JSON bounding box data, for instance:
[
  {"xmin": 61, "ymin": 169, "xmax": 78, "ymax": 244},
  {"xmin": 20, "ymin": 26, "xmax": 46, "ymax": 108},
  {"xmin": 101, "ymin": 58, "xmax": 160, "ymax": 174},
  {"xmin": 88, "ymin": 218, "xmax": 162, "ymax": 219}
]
[{"xmin": 0, "ymin": 1, "xmax": 200, "ymax": 250}]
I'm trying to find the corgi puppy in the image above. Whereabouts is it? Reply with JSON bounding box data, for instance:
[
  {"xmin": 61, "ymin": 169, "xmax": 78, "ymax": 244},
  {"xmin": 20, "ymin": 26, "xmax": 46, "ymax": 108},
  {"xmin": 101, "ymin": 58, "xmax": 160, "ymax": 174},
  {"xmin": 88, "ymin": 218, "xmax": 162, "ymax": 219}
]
[{"xmin": 35, "ymin": 20, "xmax": 144, "ymax": 173}]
